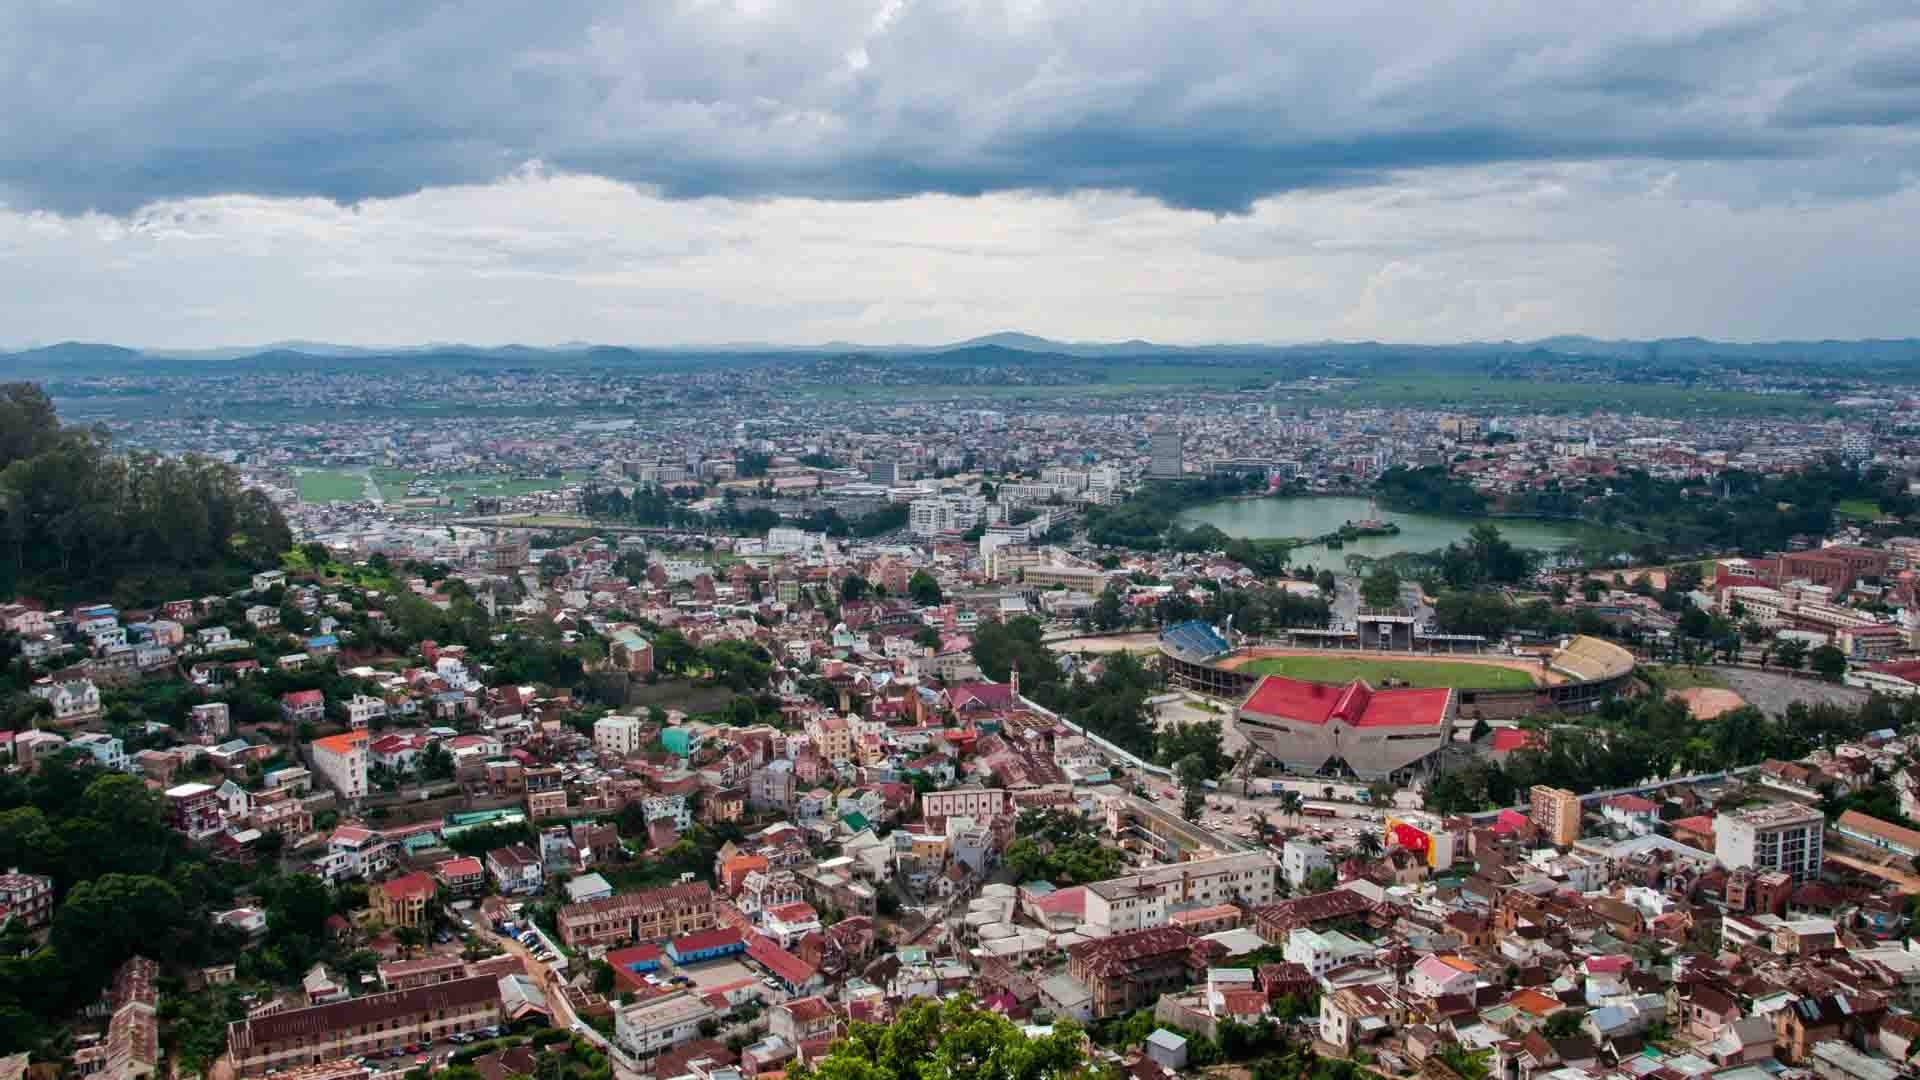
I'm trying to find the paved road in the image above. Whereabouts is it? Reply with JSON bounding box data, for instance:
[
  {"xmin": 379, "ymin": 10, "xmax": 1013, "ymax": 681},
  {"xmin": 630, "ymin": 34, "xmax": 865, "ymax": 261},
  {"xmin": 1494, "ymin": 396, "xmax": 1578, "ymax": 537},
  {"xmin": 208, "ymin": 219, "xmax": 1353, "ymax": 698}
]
[{"xmin": 473, "ymin": 921, "xmax": 646, "ymax": 1080}]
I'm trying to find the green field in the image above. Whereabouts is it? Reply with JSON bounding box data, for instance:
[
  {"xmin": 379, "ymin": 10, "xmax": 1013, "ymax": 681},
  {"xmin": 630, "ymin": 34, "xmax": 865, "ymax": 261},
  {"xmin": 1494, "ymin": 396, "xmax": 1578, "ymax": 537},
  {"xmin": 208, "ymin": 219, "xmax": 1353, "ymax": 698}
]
[
  {"xmin": 1836, "ymin": 498, "xmax": 1883, "ymax": 519},
  {"xmin": 1238, "ymin": 655, "xmax": 1538, "ymax": 690},
  {"xmin": 295, "ymin": 468, "xmax": 591, "ymax": 508},
  {"xmin": 295, "ymin": 469, "xmax": 368, "ymax": 503}
]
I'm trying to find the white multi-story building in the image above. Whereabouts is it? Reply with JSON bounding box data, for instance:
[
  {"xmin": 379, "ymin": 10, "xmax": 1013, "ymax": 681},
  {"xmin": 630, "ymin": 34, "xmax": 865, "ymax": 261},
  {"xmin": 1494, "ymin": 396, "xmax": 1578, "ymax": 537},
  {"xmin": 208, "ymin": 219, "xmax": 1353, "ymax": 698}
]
[
  {"xmin": 31, "ymin": 675, "xmax": 100, "ymax": 723},
  {"xmin": 345, "ymin": 695, "xmax": 388, "ymax": 729},
  {"xmin": 908, "ymin": 494, "xmax": 986, "ymax": 537},
  {"xmin": 1083, "ymin": 851, "xmax": 1280, "ymax": 936},
  {"xmin": 1715, "ymin": 803, "xmax": 1825, "ymax": 883},
  {"xmin": 1286, "ymin": 926, "xmax": 1374, "ymax": 977},
  {"xmin": 594, "ymin": 715, "xmax": 646, "ymax": 758},
  {"xmin": 309, "ymin": 731, "xmax": 369, "ymax": 802},
  {"xmin": 1085, "ymin": 878, "xmax": 1169, "ymax": 936},
  {"xmin": 614, "ymin": 990, "xmax": 715, "ymax": 1057},
  {"xmin": 1281, "ymin": 840, "xmax": 1332, "ymax": 888},
  {"xmin": 920, "ymin": 787, "xmax": 1007, "ymax": 820}
]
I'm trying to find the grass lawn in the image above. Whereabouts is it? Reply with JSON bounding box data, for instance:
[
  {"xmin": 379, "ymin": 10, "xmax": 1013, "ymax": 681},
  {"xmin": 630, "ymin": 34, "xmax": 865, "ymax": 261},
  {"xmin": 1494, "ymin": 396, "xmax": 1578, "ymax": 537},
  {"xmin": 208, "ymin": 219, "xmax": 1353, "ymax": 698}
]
[
  {"xmin": 1238, "ymin": 655, "xmax": 1537, "ymax": 690},
  {"xmin": 295, "ymin": 469, "xmax": 367, "ymax": 503},
  {"xmin": 1643, "ymin": 665, "xmax": 1730, "ymax": 691},
  {"xmin": 1836, "ymin": 498, "xmax": 1883, "ymax": 519}
]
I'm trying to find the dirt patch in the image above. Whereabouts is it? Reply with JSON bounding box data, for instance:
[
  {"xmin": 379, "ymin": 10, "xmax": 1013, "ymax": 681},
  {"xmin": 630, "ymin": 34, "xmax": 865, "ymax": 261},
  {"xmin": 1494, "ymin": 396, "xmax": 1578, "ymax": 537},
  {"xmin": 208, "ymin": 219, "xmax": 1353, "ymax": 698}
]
[{"xmin": 1674, "ymin": 687, "xmax": 1746, "ymax": 720}]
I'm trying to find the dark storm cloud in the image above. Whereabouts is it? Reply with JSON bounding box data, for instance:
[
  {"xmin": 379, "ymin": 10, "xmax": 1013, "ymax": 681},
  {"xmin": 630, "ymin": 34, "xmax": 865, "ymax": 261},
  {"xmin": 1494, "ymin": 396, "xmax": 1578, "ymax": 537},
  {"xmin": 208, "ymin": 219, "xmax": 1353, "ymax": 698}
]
[{"xmin": 3, "ymin": 0, "xmax": 1917, "ymax": 216}]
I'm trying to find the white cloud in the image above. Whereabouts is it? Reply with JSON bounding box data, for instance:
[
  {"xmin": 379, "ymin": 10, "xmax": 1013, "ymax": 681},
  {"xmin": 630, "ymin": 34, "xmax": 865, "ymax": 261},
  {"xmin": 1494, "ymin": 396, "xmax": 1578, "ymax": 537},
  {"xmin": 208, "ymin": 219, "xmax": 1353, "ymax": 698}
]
[{"xmin": 3, "ymin": 163, "xmax": 1917, "ymax": 348}]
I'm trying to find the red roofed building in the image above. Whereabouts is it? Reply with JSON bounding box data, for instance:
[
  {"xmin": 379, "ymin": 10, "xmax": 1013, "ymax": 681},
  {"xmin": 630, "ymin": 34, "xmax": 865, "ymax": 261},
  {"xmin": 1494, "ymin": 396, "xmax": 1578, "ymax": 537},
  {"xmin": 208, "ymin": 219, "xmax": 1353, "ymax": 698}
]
[
  {"xmin": 1067, "ymin": 927, "xmax": 1192, "ymax": 1019},
  {"xmin": 763, "ymin": 901, "xmax": 822, "ymax": 947},
  {"xmin": 1601, "ymin": 794, "xmax": 1660, "ymax": 835},
  {"xmin": 769, "ymin": 996, "xmax": 836, "ymax": 1044},
  {"xmin": 435, "ymin": 857, "xmax": 486, "ymax": 897},
  {"xmin": 746, "ymin": 932, "xmax": 819, "ymax": 992},
  {"xmin": 947, "ymin": 682, "xmax": 1016, "ymax": 714},
  {"xmin": 1236, "ymin": 675, "xmax": 1453, "ymax": 781},
  {"xmin": 281, "ymin": 690, "xmax": 326, "ymax": 724},
  {"xmin": 372, "ymin": 871, "xmax": 437, "ymax": 928}
]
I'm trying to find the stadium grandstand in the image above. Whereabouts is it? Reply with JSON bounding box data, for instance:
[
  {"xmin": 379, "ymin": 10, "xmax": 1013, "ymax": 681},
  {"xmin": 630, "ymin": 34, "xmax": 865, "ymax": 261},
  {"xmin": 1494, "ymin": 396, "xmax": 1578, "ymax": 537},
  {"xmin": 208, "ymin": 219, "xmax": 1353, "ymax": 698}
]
[
  {"xmin": 1158, "ymin": 625, "xmax": 1637, "ymax": 778},
  {"xmin": 1159, "ymin": 621, "xmax": 1250, "ymax": 697},
  {"xmin": 1161, "ymin": 620, "xmax": 1231, "ymax": 663}
]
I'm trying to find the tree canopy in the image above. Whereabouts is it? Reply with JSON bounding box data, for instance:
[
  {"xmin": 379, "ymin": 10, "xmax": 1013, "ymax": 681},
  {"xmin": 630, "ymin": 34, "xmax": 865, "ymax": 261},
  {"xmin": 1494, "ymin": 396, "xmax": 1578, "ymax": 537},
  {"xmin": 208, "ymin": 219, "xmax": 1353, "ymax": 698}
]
[
  {"xmin": 788, "ymin": 996, "xmax": 1102, "ymax": 1080},
  {"xmin": 0, "ymin": 383, "xmax": 292, "ymax": 603}
]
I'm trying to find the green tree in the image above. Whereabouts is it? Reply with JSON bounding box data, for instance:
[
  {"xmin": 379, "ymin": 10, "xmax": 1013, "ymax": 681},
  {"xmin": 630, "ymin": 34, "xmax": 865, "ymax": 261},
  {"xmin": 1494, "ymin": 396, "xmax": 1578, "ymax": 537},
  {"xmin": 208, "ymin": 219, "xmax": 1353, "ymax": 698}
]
[
  {"xmin": 52, "ymin": 874, "xmax": 186, "ymax": 993},
  {"xmin": 840, "ymin": 574, "xmax": 871, "ymax": 602},
  {"xmin": 1809, "ymin": 644, "xmax": 1848, "ymax": 682},
  {"xmin": 907, "ymin": 571, "xmax": 943, "ymax": 607},
  {"xmin": 1360, "ymin": 566, "xmax": 1402, "ymax": 609},
  {"xmin": 1176, "ymin": 755, "xmax": 1208, "ymax": 822},
  {"xmin": 788, "ymin": 994, "xmax": 1094, "ymax": 1080},
  {"xmin": 1775, "ymin": 637, "xmax": 1809, "ymax": 671},
  {"xmin": 1541, "ymin": 1010, "xmax": 1585, "ymax": 1038},
  {"xmin": 1156, "ymin": 721, "xmax": 1228, "ymax": 777}
]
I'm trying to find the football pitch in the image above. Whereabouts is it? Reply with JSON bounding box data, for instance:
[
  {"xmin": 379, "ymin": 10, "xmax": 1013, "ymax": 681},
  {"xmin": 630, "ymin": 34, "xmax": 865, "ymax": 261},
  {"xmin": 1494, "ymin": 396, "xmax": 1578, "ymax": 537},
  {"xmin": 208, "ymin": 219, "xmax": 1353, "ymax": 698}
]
[{"xmin": 1236, "ymin": 654, "xmax": 1538, "ymax": 690}]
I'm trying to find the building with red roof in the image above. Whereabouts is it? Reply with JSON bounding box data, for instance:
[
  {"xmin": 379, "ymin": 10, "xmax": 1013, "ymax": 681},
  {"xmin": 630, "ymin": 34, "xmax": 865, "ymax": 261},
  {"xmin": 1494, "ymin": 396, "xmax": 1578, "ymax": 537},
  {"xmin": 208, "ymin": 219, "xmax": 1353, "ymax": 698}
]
[
  {"xmin": 1236, "ymin": 675, "xmax": 1453, "ymax": 781},
  {"xmin": 371, "ymin": 871, "xmax": 437, "ymax": 929},
  {"xmin": 668, "ymin": 928, "xmax": 746, "ymax": 964},
  {"xmin": 746, "ymin": 932, "xmax": 819, "ymax": 992}
]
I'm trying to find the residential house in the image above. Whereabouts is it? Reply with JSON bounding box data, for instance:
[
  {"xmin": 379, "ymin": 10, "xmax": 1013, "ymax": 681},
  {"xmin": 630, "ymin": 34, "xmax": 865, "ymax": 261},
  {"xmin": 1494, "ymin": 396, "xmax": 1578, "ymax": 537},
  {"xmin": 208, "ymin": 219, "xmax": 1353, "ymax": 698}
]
[
  {"xmin": 487, "ymin": 845, "xmax": 544, "ymax": 896},
  {"xmin": 372, "ymin": 871, "xmax": 438, "ymax": 929}
]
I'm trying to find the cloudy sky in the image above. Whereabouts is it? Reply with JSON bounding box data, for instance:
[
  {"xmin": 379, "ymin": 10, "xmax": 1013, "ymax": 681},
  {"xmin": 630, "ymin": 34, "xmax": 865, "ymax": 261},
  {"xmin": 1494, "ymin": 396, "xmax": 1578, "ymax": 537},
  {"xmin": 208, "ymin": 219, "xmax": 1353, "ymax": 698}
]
[{"xmin": 3, "ymin": 0, "xmax": 1918, "ymax": 348}]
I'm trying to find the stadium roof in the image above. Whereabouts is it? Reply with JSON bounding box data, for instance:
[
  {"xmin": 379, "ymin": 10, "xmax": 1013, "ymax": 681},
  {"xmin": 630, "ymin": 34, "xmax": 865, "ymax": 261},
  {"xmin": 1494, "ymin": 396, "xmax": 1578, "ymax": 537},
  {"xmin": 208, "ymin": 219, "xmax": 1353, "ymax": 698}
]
[
  {"xmin": 1241, "ymin": 676, "xmax": 1449, "ymax": 729},
  {"xmin": 1550, "ymin": 636, "xmax": 1634, "ymax": 682}
]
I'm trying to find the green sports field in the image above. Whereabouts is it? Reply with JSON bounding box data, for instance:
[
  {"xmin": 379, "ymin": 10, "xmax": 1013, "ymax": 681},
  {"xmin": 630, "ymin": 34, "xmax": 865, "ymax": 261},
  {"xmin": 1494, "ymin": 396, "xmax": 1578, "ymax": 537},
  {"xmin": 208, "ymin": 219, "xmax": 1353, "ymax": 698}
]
[
  {"xmin": 1237, "ymin": 655, "xmax": 1538, "ymax": 690},
  {"xmin": 1835, "ymin": 498, "xmax": 1882, "ymax": 519},
  {"xmin": 295, "ymin": 469, "xmax": 368, "ymax": 503}
]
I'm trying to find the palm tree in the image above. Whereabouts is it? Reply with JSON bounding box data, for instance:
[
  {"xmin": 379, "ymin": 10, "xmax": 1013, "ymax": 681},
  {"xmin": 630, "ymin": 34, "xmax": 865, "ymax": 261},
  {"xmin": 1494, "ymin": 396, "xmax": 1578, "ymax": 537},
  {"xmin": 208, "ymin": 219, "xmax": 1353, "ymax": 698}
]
[
  {"xmin": 1357, "ymin": 831, "xmax": 1384, "ymax": 859},
  {"xmin": 1277, "ymin": 790, "xmax": 1304, "ymax": 823}
]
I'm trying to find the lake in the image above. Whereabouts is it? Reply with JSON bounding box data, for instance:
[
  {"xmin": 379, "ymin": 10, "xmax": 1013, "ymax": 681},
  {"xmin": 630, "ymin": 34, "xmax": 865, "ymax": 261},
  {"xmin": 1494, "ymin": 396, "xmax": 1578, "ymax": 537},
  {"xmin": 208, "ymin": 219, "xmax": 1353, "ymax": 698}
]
[{"xmin": 1177, "ymin": 495, "xmax": 1591, "ymax": 570}]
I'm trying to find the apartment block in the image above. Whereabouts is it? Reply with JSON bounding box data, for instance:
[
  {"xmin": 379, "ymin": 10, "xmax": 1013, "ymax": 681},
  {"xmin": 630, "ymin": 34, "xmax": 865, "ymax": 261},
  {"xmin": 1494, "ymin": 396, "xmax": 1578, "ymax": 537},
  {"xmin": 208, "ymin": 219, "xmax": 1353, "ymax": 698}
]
[
  {"xmin": 1715, "ymin": 803, "xmax": 1825, "ymax": 883},
  {"xmin": 1529, "ymin": 785, "xmax": 1582, "ymax": 848}
]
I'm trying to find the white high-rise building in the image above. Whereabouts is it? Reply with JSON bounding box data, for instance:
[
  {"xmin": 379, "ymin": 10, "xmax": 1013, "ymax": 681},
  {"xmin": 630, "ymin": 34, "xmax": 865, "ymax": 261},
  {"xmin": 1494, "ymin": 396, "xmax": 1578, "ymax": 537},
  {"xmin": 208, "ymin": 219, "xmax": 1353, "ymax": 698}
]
[{"xmin": 908, "ymin": 494, "xmax": 985, "ymax": 537}]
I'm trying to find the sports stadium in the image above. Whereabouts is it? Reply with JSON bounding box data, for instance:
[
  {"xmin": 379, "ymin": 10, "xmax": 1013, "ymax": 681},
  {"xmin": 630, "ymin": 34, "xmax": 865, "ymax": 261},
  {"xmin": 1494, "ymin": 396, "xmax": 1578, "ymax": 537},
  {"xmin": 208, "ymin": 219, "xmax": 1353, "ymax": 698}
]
[{"xmin": 1158, "ymin": 620, "xmax": 1636, "ymax": 782}]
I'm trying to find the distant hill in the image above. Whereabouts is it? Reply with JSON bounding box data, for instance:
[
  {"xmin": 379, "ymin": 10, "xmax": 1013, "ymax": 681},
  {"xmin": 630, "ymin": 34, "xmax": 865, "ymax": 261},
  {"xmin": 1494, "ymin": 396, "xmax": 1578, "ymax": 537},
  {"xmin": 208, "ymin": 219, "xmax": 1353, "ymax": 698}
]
[{"xmin": 7, "ymin": 334, "xmax": 1920, "ymax": 378}]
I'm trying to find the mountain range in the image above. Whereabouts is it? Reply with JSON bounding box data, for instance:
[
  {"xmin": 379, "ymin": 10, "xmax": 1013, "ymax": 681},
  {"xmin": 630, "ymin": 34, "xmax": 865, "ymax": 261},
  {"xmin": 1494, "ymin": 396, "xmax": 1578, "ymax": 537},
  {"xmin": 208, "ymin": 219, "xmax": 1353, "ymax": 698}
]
[{"xmin": 3, "ymin": 332, "xmax": 1919, "ymax": 378}]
